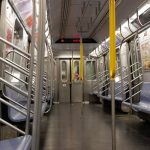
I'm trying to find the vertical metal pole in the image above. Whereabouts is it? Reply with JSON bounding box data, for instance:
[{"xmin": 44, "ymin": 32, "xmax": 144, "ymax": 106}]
[
  {"xmin": 111, "ymin": 80, "xmax": 116, "ymax": 150},
  {"xmin": 50, "ymin": 56, "xmax": 53, "ymax": 108},
  {"xmin": 109, "ymin": 0, "xmax": 116, "ymax": 150},
  {"xmin": 118, "ymin": 46, "xmax": 125, "ymax": 101},
  {"xmin": 52, "ymin": 58, "xmax": 55, "ymax": 102},
  {"xmin": 25, "ymin": 0, "xmax": 36, "ymax": 134},
  {"xmin": 127, "ymin": 49, "xmax": 133, "ymax": 107},
  {"xmin": 31, "ymin": 0, "xmax": 46, "ymax": 149},
  {"xmin": 96, "ymin": 58, "xmax": 100, "ymax": 94},
  {"xmin": 0, "ymin": 0, "xmax": 7, "ymax": 140}
]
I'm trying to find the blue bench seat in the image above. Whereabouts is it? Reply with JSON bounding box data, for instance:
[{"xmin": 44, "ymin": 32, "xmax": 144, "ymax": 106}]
[
  {"xmin": 98, "ymin": 82, "xmax": 125, "ymax": 102},
  {"xmin": 123, "ymin": 82, "xmax": 150, "ymax": 114},
  {"xmin": 4, "ymin": 86, "xmax": 47, "ymax": 122},
  {"xmin": 0, "ymin": 135, "xmax": 32, "ymax": 150},
  {"xmin": 99, "ymin": 94, "xmax": 123, "ymax": 101},
  {"xmin": 8, "ymin": 101, "xmax": 47, "ymax": 122}
]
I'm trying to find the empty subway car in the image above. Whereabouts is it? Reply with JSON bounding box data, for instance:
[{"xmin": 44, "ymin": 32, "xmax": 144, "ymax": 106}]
[{"xmin": 0, "ymin": 0, "xmax": 150, "ymax": 150}]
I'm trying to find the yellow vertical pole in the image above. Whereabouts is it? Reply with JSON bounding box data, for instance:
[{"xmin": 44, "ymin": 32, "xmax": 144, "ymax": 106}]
[
  {"xmin": 80, "ymin": 38, "xmax": 84, "ymax": 80},
  {"xmin": 109, "ymin": 0, "xmax": 116, "ymax": 150},
  {"xmin": 72, "ymin": 50, "xmax": 74, "ymax": 81},
  {"xmin": 109, "ymin": 0, "xmax": 116, "ymax": 79}
]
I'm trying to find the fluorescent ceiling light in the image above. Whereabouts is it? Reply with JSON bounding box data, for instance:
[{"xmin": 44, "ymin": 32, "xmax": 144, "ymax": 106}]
[
  {"xmin": 130, "ymin": 13, "xmax": 137, "ymax": 21},
  {"xmin": 138, "ymin": 3, "xmax": 150, "ymax": 16}
]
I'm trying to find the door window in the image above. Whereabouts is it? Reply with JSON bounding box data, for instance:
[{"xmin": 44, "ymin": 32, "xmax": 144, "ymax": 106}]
[
  {"xmin": 74, "ymin": 61, "xmax": 80, "ymax": 81},
  {"xmin": 86, "ymin": 61, "xmax": 96, "ymax": 80},
  {"xmin": 61, "ymin": 61, "xmax": 68, "ymax": 82}
]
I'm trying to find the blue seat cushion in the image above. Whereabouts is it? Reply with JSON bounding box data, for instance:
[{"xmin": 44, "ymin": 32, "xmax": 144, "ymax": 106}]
[
  {"xmin": 133, "ymin": 82, "xmax": 150, "ymax": 113},
  {"xmin": 8, "ymin": 101, "xmax": 47, "ymax": 122},
  {"xmin": 123, "ymin": 82, "xmax": 150, "ymax": 114},
  {"xmin": 8, "ymin": 101, "xmax": 34, "ymax": 122},
  {"xmin": 0, "ymin": 135, "xmax": 32, "ymax": 150},
  {"xmin": 140, "ymin": 82, "xmax": 150, "ymax": 103},
  {"xmin": 4, "ymin": 86, "xmax": 27, "ymax": 102},
  {"xmin": 4, "ymin": 86, "xmax": 47, "ymax": 122},
  {"xmin": 99, "ymin": 82, "xmax": 125, "ymax": 101},
  {"xmin": 100, "ymin": 94, "xmax": 123, "ymax": 101}
]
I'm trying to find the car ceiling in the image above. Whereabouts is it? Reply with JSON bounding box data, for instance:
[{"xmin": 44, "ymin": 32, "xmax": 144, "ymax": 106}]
[{"xmin": 47, "ymin": 0, "xmax": 144, "ymax": 57}]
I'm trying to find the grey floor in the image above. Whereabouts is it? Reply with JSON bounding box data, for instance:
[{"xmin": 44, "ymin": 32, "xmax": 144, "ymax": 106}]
[{"xmin": 40, "ymin": 104, "xmax": 150, "ymax": 150}]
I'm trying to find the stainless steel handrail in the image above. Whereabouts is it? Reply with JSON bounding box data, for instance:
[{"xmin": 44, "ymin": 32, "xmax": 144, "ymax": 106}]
[
  {"xmin": 5, "ymin": 50, "xmax": 30, "ymax": 61},
  {"xmin": 5, "ymin": 58, "xmax": 30, "ymax": 73},
  {"xmin": 4, "ymin": 70, "xmax": 28, "ymax": 85},
  {"xmin": 1, "ymin": 91, "xmax": 33, "ymax": 114},
  {"xmin": 92, "ymin": 77, "xmax": 109, "ymax": 90},
  {"xmin": 0, "ymin": 78, "xmax": 28, "ymax": 96},
  {"xmin": 0, "ymin": 97, "xmax": 27, "ymax": 116},
  {"xmin": 0, "ymin": 0, "xmax": 54, "ymax": 145},
  {"xmin": 123, "ymin": 79, "xmax": 143, "ymax": 102},
  {"xmin": 0, "ymin": 57, "xmax": 29, "ymax": 76},
  {"xmin": 123, "ymin": 86, "xmax": 142, "ymax": 103},
  {"xmin": 0, "ymin": 118, "xmax": 25, "ymax": 135},
  {"xmin": 86, "ymin": 73, "xmax": 97, "ymax": 78},
  {"xmin": 94, "ymin": 60, "xmax": 142, "ymax": 97},
  {"xmin": 92, "ymin": 77, "xmax": 110, "ymax": 90},
  {"xmin": 32, "ymin": 0, "xmax": 47, "ymax": 149},
  {"xmin": 0, "ymin": 37, "xmax": 31, "ymax": 57}
]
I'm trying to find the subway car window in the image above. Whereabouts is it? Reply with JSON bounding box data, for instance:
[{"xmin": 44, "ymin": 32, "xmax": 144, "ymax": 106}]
[
  {"xmin": 86, "ymin": 61, "xmax": 96, "ymax": 80},
  {"xmin": 138, "ymin": 1, "xmax": 150, "ymax": 26}
]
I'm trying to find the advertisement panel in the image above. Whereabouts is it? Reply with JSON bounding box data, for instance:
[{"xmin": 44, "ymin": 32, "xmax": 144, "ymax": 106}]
[{"xmin": 139, "ymin": 28, "xmax": 150, "ymax": 71}]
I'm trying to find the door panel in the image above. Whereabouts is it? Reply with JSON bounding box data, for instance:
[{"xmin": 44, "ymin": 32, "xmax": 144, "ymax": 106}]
[
  {"xmin": 71, "ymin": 60, "xmax": 83, "ymax": 102},
  {"xmin": 59, "ymin": 59, "xmax": 83, "ymax": 103},
  {"xmin": 71, "ymin": 82, "xmax": 83, "ymax": 102},
  {"xmin": 84, "ymin": 59, "xmax": 97, "ymax": 101},
  {"xmin": 59, "ymin": 60, "xmax": 70, "ymax": 102}
]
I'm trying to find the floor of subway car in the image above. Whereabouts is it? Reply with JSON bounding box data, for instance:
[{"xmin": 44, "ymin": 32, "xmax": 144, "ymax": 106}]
[{"xmin": 40, "ymin": 104, "xmax": 150, "ymax": 150}]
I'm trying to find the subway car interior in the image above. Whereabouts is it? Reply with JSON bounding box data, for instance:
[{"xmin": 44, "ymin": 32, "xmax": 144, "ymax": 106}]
[{"xmin": 1, "ymin": 0, "xmax": 150, "ymax": 150}]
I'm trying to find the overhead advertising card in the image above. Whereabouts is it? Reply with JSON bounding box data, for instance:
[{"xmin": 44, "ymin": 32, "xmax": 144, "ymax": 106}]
[
  {"xmin": 139, "ymin": 28, "xmax": 150, "ymax": 71},
  {"xmin": 12, "ymin": 0, "xmax": 33, "ymax": 29}
]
